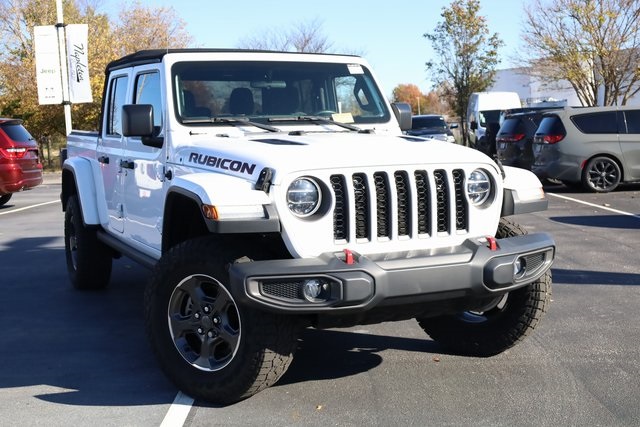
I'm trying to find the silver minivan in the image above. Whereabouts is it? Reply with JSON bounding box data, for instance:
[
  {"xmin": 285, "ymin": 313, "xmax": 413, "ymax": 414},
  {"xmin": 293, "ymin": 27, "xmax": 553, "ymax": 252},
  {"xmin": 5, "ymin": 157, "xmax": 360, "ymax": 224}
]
[{"xmin": 532, "ymin": 106, "xmax": 640, "ymax": 192}]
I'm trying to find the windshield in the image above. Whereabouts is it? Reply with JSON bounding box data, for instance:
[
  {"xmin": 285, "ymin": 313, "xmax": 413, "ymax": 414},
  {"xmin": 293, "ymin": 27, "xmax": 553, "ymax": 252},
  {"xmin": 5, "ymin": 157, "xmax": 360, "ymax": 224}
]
[
  {"xmin": 171, "ymin": 61, "xmax": 390, "ymax": 126},
  {"xmin": 479, "ymin": 109, "xmax": 501, "ymax": 127}
]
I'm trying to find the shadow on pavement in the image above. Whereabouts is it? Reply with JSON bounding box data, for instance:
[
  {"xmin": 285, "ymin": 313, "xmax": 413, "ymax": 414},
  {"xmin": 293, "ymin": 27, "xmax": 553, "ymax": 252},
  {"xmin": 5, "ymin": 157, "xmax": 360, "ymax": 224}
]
[
  {"xmin": 0, "ymin": 237, "xmax": 177, "ymax": 406},
  {"xmin": 277, "ymin": 327, "xmax": 444, "ymax": 387},
  {"xmin": 550, "ymin": 214, "xmax": 640, "ymax": 229},
  {"xmin": 552, "ymin": 268, "xmax": 640, "ymax": 286}
]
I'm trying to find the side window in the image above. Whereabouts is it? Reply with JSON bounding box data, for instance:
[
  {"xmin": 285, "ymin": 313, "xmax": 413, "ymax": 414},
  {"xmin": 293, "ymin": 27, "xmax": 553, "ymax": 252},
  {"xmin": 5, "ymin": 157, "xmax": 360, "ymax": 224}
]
[
  {"xmin": 106, "ymin": 75, "xmax": 129, "ymax": 136},
  {"xmin": 623, "ymin": 110, "xmax": 640, "ymax": 133},
  {"xmin": 571, "ymin": 111, "xmax": 617, "ymax": 134},
  {"xmin": 135, "ymin": 72, "xmax": 162, "ymax": 128}
]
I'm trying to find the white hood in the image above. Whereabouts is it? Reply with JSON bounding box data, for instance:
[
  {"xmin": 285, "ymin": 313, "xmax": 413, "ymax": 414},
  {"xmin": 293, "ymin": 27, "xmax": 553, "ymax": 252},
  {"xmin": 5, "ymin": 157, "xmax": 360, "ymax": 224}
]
[{"xmin": 172, "ymin": 130, "xmax": 498, "ymax": 185}]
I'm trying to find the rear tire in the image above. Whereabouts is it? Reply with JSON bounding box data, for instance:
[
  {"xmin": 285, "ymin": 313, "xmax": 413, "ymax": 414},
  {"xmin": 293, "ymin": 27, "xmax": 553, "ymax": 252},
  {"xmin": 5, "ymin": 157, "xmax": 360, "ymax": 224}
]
[
  {"xmin": 144, "ymin": 237, "xmax": 300, "ymax": 404},
  {"xmin": 582, "ymin": 156, "xmax": 621, "ymax": 193},
  {"xmin": 0, "ymin": 194, "xmax": 12, "ymax": 206},
  {"xmin": 64, "ymin": 195, "xmax": 112, "ymax": 289},
  {"xmin": 416, "ymin": 218, "xmax": 552, "ymax": 356}
]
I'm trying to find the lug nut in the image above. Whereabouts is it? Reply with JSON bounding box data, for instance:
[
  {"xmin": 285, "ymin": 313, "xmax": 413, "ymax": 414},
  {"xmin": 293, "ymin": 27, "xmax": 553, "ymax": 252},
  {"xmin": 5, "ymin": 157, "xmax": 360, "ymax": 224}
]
[
  {"xmin": 203, "ymin": 306, "xmax": 211, "ymax": 314},
  {"xmin": 197, "ymin": 327, "xmax": 204, "ymax": 335},
  {"xmin": 213, "ymin": 316, "xmax": 221, "ymax": 325},
  {"xmin": 194, "ymin": 312, "xmax": 201, "ymax": 320},
  {"xmin": 207, "ymin": 330, "xmax": 217, "ymax": 338}
]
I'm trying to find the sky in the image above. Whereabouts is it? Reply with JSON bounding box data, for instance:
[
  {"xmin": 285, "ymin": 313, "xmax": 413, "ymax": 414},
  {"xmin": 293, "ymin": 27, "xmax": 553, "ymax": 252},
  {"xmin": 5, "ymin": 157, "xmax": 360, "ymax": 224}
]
[{"xmin": 103, "ymin": 0, "xmax": 528, "ymax": 96}]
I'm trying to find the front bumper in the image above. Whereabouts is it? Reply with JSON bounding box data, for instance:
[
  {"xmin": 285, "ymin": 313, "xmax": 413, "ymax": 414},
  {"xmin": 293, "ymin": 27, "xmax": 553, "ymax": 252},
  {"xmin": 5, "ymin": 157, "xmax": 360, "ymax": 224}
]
[{"xmin": 229, "ymin": 233, "xmax": 555, "ymax": 314}]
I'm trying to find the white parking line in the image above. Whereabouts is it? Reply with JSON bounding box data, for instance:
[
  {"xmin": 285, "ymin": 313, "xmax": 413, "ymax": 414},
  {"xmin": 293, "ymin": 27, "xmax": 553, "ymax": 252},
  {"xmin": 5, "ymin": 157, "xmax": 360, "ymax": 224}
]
[
  {"xmin": 0, "ymin": 200, "xmax": 59, "ymax": 216},
  {"xmin": 160, "ymin": 392, "xmax": 194, "ymax": 427},
  {"xmin": 548, "ymin": 192, "xmax": 640, "ymax": 219}
]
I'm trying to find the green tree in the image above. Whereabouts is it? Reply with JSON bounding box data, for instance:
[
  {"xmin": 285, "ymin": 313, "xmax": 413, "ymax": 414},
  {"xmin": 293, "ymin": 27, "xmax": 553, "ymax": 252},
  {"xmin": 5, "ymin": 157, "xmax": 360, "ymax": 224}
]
[
  {"xmin": 424, "ymin": 0, "xmax": 503, "ymax": 145},
  {"xmin": 522, "ymin": 0, "xmax": 640, "ymax": 106}
]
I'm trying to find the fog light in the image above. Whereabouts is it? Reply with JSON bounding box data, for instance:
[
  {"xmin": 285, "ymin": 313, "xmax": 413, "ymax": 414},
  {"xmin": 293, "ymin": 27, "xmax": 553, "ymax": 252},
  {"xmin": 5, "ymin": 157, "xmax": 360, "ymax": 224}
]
[
  {"xmin": 514, "ymin": 257, "xmax": 526, "ymax": 279},
  {"xmin": 302, "ymin": 279, "xmax": 325, "ymax": 302}
]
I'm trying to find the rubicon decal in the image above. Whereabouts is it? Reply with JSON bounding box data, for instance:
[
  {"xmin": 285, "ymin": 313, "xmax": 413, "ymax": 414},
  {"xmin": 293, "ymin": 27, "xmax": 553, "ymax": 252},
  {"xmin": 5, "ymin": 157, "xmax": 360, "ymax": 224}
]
[{"xmin": 188, "ymin": 152, "xmax": 256, "ymax": 175}]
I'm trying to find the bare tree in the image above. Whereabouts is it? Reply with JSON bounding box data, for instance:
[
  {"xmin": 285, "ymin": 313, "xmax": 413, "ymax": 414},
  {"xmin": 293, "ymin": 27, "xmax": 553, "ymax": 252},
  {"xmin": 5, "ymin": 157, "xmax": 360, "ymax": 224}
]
[
  {"xmin": 424, "ymin": 0, "xmax": 503, "ymax": 145},
  {"xmin": 522, "ymin": 0, "xmax": 640, "ymax": 106},
  {"xmin": 238, "ymin": 17, "xmax": 333, "ymax": 53}
]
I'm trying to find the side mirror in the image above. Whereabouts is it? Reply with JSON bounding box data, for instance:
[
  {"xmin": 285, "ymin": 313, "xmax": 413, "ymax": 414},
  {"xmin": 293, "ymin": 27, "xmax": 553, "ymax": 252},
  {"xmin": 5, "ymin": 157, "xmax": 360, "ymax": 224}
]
[
  {"xmin": 449, "ymin": 123, "xmax": 459, "ymax": 129},
  {"xmin": 122, "ymin": 104, "xmax": 164, "ymax": 148},
  {"xmin": 391, "ymin": 102, "xmax": 412, "ymax": 131}
]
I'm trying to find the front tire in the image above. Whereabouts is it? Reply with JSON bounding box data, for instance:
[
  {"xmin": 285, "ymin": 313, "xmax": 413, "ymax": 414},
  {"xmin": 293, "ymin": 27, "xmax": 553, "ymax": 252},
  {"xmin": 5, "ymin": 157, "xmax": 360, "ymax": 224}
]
[
  {"xmin": 416, "ymin": 218, "xmax": 552, "ymax": 356},
  {"xmin": 64, "ymin": 195, "xmax": 112, "ymax": 289},
  {"xmin": 144, "ymin": 237, "xmax": 300, "ymax": 404}
]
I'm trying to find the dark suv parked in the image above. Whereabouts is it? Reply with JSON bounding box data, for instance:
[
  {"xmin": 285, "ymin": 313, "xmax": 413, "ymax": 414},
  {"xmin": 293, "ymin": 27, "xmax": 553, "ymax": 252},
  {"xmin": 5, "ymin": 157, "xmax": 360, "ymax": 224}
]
[
  {"xmin": 532, "ymin": 106, "xmax": 640, "ymax": 192},
  {"xmin": 0, "ymin": 118, "xmax": 42, "ymax": 206},
  {"xmin": 496, "ymin": 110, "xmax": 548, "ymax": 170},
  {"xmin": 407, "ymin": 114, "xmax": 456, "ymax": 143}
]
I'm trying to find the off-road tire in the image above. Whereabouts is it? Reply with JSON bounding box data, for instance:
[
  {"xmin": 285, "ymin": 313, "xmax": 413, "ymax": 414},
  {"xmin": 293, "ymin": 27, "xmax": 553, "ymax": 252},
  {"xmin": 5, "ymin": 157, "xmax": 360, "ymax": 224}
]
[
  {"xmin": 416, "ymin": 218, "xmax": 552, "ymax": 356},
  {"xmin": 0, "ymin": 194, "xmax": 12, "ymax": 206},
  {"xmin": 144, "ymin": 237, "xmax": 300, "ymax": 404},
  {"xmin": 64, "ymin": 195, "xmax": 112, "ymax": 289}
]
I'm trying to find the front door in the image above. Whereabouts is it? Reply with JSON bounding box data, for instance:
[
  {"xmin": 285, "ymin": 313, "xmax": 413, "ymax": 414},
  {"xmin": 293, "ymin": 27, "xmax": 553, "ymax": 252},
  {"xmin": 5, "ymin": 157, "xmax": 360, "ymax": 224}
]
[
  {"xmin": 98, "ymin": 71, "xmax": 130, "ymax": 233},
  {"xmin": 121, "ymin": 67, "xmax": 166, "ymax": 253}
]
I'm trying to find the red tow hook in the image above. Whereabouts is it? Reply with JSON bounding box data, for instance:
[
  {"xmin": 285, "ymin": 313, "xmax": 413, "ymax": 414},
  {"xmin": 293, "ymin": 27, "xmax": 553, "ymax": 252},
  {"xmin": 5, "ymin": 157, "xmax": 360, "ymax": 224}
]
[
  {"xmin": 343, "ymin": 249, "xmax": 355, "ymax": 264},
  {"xmin": 485, "ymin": 236, "xmax": 499, "ymax": 251}
]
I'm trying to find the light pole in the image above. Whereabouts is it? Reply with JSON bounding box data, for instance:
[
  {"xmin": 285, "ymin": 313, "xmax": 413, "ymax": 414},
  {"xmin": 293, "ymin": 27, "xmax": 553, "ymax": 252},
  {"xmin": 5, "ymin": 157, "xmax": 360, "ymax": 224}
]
[{"xmin": 56, "ymin": 0, "xmax": 72, "ymax": 136}]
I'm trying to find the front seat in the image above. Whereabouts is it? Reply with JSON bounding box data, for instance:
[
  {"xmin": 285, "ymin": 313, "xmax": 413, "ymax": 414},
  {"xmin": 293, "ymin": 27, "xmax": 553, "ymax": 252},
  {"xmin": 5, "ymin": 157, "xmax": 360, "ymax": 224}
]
[
  {"xmin": 229, "ymin": 88, "xmax": 254, "ymax": 115},
  {"xmin": 183, "ymin": 90, "xmax": 211, "ymax": 117},
  {"xmin": 265, "ymin": 87, "xmax": 300, "ymax": 115}
]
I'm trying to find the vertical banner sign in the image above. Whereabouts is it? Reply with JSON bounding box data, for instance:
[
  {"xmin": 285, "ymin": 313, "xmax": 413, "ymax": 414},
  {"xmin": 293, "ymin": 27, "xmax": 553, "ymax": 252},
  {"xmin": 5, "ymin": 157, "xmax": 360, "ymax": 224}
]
[
  {"xmin": 66, "ymin": 24, "xmax": 92, "ymax": 103},
  {"xmin": 34, "ymin": 25, "xmax": 63, "ymax": 105}
]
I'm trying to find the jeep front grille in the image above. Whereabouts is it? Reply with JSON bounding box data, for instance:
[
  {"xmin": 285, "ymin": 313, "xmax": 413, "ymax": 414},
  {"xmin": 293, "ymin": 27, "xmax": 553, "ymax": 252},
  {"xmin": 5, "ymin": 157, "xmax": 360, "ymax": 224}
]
[{"xmin": 330, "ymin": 169, "xmax": 468, "ymax": 243}]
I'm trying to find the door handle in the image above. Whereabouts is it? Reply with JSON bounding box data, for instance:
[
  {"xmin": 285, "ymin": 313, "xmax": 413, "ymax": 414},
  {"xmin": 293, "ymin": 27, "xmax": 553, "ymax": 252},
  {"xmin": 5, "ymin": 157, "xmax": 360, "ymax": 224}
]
[
  {"xmin": 119, "ymin": 159, "xmax": 135, "ymax": 170},
  {"xmin": 98, "ymin": 155, "xmax": 109, "ymax": 164}
]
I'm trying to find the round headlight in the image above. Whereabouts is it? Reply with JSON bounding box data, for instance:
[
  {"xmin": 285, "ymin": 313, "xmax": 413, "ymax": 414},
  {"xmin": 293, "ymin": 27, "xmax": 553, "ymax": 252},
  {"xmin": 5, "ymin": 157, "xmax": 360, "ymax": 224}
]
[
  {"xmin": 287, "ymin": 177, "xmax": 321, "ymax": 217},
  {"xmin": 467, "ymin": 169, "xmax": 492, "ymax": 206}
]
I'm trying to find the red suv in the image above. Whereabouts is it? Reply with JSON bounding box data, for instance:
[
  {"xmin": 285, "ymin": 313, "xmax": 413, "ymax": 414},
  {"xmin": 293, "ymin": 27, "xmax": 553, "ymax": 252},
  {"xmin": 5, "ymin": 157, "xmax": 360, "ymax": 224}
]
[{"xmin": 0, "ymin": 118, "xmax": 43, "ymax": 206}]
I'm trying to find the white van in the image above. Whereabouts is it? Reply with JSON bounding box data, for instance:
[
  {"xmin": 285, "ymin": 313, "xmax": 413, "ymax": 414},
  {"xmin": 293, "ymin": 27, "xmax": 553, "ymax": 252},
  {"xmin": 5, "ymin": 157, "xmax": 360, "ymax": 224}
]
[{"xmin": 467, "ymin": 91, "xmax": 521, "ymax": 155}]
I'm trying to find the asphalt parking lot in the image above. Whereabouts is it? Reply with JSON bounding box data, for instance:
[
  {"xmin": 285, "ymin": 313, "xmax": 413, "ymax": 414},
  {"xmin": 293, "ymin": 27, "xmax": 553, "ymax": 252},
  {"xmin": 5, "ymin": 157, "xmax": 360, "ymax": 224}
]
[{"xmin": 0, "ymin": 174, "xmax": 638, "ymax": 426}]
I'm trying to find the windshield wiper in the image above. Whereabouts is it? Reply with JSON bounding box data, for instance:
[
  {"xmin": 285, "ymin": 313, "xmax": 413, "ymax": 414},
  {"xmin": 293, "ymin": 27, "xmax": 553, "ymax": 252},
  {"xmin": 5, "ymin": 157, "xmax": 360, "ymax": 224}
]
[
  {"xmin": 182, "ymin": 117, "xmax": 280, "ymax": 133},
  {"xmin": 269, "ymin": 115, "xmax": 364, "ymax": 132}
]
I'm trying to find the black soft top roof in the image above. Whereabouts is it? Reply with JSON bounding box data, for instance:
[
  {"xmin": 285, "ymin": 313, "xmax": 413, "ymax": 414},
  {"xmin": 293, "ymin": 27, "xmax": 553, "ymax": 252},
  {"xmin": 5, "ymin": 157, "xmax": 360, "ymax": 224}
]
[{"xmin": 105, "ymin": 48, "xmax": 359, "ymax": 74}]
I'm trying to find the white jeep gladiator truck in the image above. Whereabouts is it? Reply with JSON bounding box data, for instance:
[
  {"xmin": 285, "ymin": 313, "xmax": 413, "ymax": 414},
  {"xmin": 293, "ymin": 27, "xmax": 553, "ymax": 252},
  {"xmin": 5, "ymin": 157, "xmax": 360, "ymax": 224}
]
[{"xmin": 61, "ymin": 49, "xmax": 555, "ymax": 404}]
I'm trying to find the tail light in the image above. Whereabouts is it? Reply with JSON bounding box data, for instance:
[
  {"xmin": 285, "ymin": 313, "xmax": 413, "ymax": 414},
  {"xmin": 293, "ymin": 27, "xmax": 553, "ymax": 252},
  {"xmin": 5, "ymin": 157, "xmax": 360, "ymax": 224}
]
[
  {"xmin": 534, "ymin": 133, "xmax": 565, "ymax": 145},
  {"xmin": 542, "ymin": 134, "xmax": 564, "ymax": 144},
  {"xmin": 0, "ymin": 147, "xmax": 28, "ymax": 159},
  {"xmin": 0, "ymin": 130, "xmax": 33, "ymax": 159},
  {"xmin": 497, "ymin": 133, "xmax": 525, "ymax": 143}
]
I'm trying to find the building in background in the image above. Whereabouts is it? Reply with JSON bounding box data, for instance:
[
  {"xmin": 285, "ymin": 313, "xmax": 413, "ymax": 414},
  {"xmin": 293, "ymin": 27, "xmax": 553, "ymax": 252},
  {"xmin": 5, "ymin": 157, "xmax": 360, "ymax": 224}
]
[
  {"xmin": 489, "ymin": 67, "xmax": 578, "ymax": 107},
  {"xmin": 490, "ymin": 65, "xmax": 640, "ymax": 107}
]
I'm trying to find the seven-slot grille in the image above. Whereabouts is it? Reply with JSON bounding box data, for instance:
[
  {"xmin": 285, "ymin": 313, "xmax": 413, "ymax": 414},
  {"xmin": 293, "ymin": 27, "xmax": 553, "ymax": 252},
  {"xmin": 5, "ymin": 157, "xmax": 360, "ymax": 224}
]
[{"xmin": 330, "ymin": 169, "xmax": 468, "ymax": 243}]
